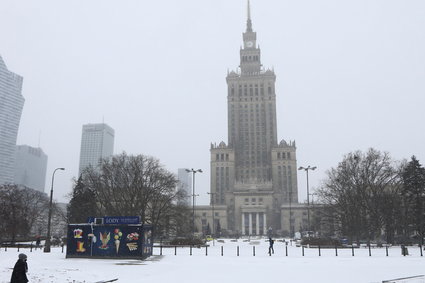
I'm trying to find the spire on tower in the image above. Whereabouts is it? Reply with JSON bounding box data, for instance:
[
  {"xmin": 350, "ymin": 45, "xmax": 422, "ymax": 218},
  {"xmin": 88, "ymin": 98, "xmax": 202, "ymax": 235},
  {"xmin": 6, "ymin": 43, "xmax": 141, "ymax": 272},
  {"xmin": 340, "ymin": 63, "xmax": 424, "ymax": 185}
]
[{"xmin": 246, "ymin": 0, "xmax": 253, "ymax": 32}]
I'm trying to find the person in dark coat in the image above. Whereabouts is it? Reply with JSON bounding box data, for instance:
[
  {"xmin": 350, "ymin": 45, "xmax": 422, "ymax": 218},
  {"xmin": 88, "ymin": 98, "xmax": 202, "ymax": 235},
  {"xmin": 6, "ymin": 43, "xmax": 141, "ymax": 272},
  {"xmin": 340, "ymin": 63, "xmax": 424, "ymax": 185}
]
[
  {"xmin": 10, "ymin": 253, "xmax": 28, "ymax": 283},
  {"xmin": 35, "ymin": 236, "xmax": 41, "ymax": 249},
  {"xmin": 268, "ymin": 238, "xmax": 274, "ymax": 255}
]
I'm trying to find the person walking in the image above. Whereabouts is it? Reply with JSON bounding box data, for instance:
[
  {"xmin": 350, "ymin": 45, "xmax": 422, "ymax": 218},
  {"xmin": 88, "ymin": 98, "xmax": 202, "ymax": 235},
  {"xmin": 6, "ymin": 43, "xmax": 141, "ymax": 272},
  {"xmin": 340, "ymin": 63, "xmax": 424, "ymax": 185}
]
[
  {"xmin": 35, "ymin": 236, "xmax": 41, "ymax": 250},
  {"xmin": 10, "ymin": 253, "xmax": 28, "ymax": 283},
  {"xmin": 268, "ymin": 238, "xmax": 274, "ymax": 255}
]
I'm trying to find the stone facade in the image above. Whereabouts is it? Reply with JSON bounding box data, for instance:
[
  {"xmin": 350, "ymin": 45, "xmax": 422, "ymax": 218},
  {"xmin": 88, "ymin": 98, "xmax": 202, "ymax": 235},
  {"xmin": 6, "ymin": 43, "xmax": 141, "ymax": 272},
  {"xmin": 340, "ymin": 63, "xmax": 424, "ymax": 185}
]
[
  {"xmin": 201, "ymin": 4, "xmax": 307, "ymax": 237},
  {"xmin": 194, "ymin": 205, "xmax": 228, "ymax": 236}
]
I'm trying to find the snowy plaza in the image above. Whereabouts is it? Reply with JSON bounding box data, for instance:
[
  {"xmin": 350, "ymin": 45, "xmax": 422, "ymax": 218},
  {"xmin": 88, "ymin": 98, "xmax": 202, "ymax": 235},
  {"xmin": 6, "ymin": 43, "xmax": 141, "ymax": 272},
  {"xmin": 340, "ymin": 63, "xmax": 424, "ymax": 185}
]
[{"xmin": 1, "ymin": 239, "xmax": 424, "ymax": 283}]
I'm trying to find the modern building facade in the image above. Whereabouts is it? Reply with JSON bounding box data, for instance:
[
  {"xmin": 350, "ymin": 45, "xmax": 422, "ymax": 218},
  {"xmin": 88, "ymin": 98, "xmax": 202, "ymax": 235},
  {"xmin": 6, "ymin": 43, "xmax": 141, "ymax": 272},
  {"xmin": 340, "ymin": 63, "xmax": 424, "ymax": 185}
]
[
  {"xmin": 0, "ymin": 55, "xmax": 25, "ymax": 185},
  {"xmin": 177, "ymin": 168, "xmax": 191, "ymax": 205},
  {"xmin": 207, "ymin": 4, "xmax": 302, "ymax": 237},
  {"xmin": 14, "ymin": 145, "xmax": 48, "ymax": 192},
  {"xmin": 78, "ymin": 123, "xmax": 115, "ymax": 176}
]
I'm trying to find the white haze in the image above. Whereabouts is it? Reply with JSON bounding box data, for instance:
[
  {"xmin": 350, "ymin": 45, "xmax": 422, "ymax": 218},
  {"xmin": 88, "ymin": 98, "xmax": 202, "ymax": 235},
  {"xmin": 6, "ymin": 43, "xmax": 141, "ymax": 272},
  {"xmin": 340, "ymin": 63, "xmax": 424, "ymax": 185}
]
[{"xmin": 1, "ymin": 0, "xmax": 424, "ymax": 204}]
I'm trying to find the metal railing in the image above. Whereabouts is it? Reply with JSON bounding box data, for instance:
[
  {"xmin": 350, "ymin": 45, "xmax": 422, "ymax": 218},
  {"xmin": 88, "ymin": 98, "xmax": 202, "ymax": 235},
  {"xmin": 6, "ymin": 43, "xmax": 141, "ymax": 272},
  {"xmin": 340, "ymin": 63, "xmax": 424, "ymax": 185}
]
[{"xmin": 382, "ymin": 275, "xmax": 425, "ymax": 283}]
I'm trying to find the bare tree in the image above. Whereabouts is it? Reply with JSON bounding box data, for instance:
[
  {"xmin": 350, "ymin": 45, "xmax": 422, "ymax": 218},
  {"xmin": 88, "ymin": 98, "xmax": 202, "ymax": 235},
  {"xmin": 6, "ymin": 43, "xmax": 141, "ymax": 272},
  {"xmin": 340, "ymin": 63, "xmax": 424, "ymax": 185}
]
[
  {"xmin": 0, "ymin": 184, "xmax": 49, "ymax": 243},
  {"xmin": 317, "ymin": 148, "xmax": 402, "ymax": 244},
  {"xmin": 82, "ymin": 152, "xmax": 182, "ymax": 237}
]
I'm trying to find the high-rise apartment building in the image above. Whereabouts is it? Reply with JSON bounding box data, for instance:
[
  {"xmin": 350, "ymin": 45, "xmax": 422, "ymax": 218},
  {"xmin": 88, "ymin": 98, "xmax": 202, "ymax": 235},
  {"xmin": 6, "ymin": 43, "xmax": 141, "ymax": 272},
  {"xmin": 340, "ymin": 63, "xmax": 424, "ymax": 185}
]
[
  {"xmin": 0, "ymin": 55, "xmax": 25, "ymax": 185},
  {"xmin": 208, "ymin": 4, "xmax": 300, "ymax": 236},
  {"xmin": 177, "ymin": 168, "xmax": 191, "ymax": 205},
  {"xmin": 78, "ymin": 123, "xmax": 115, "ymax": 176},
  {"xmin": 14, "ymin": 145, "xmax": 48, "ymax": 192}
]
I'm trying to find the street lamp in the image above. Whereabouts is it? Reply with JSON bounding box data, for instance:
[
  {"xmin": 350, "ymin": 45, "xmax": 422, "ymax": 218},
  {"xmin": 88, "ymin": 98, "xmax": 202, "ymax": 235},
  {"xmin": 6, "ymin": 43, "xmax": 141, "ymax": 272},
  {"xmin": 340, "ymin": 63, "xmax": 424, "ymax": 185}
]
[
  {"xmin": 289, "ymin": 188, "xmax": 293, "ymax": 238},
  {"xmin": 186, "ymin": 168, "xmax": 202, "ymax": 237},
  {"xmin": 207, "ymin": 192, "xmax": 216, "ymax": 245},
  {"xmin": 298, "ymin": 165, "xmax": 316, "ymax": 234},
  {"xmin": 44, "ymin": 167, "xmax": 65, "ymax": 253}
]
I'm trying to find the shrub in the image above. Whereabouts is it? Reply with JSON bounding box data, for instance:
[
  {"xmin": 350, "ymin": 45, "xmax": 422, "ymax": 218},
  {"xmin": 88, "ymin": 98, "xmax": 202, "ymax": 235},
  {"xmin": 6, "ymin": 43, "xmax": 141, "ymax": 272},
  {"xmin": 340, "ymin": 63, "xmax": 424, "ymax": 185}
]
[
  {"xmin": 169, "ymin": 238, "xmax": 205, "ymax": 246},
  {"xmin": 301, "ymin": 237, "xmax": 342, "ymax": 247}
]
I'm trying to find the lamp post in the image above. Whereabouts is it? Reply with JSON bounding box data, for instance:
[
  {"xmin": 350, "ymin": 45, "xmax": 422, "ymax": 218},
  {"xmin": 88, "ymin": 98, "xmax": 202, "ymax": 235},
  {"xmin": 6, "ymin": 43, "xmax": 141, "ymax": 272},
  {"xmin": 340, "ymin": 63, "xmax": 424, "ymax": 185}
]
[
  {"xmin": 207, "ymin": 192, "xmax": 216, "ymax": 245},
  {"xmin": 309, "ymin": 192, "xmax": 317, "ymax": 233},
  {"xmin": 289, "ymin": 188, "xmax": 293, "ymax": 238},
  {"xmin": 298, "ymin": 165, "xmax": 316, "ymax": 234},
  {"xmin": 44, "ymin": 167, "xmax": 65, "ymax": 253},
  {"xmin": 186, "ymin": 168, "xmax": 202, "ymax": 237}
]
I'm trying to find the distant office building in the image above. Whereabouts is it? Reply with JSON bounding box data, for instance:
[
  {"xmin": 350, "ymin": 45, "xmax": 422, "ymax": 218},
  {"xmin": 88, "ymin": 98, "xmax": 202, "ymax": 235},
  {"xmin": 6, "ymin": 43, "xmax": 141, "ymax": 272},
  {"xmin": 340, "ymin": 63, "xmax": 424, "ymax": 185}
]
[
  {"xmin": 14, "ymin": 145, "xmax": 48, "ymax": 192},
  {"xmin": 78, "ymin": 123, "xmax": 115, "ymax": 176},
  {"xmin": 0, "ymin": 55, "xmax": 25, "ymax": 185},
  {"xmin": 177, "ymin": 168, "xmax": 191, "ymax": 205}
]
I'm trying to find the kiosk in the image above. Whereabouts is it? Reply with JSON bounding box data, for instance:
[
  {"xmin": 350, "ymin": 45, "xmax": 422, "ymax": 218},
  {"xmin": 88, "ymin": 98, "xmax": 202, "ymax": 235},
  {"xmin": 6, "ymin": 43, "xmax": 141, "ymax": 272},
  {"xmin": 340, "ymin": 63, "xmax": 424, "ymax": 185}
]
[{"xmin": 66, "ymin": 216, "xmax": 153, "ymax": 259}]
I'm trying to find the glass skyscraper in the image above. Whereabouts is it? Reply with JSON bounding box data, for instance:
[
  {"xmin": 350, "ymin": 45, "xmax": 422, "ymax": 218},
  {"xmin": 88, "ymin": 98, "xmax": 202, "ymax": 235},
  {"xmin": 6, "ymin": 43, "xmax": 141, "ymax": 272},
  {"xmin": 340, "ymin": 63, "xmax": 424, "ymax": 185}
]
[
  {"xmin": 177, "ymin": 168, "xmax": 192, "ymax": 205},
  {"xmin": 0, "ymin": 55, "xmax": 25, "ymax": 185},
  {"xmin": 14, "ymin": 145, "xmax": 48, "ymax": 192},
  {"xmin": 78, "ymin": 123, "xmax": 115, "ymax": 176}
]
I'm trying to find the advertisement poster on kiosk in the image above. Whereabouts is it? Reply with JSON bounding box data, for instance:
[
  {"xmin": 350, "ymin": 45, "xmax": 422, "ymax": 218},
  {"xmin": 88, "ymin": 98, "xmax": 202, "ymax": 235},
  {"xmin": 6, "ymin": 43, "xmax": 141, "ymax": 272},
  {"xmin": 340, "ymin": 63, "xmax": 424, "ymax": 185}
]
[{"xmin": 66, "ymin": 217, "xmax": 153, "ymax": 259}]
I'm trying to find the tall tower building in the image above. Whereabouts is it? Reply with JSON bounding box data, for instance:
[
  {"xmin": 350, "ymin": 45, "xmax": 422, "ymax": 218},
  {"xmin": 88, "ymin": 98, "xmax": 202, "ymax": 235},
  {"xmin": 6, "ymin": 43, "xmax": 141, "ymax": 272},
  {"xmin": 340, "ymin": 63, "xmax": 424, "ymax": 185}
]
[
  {"xmin": 0, "ymin": 55, "xmax": 25, "ymax": 185},
  {"xmin": 78, "ymin": 123, "xmax": 115, "ymax": 176},
  {"xmin": 177, "ymin": 168, "xmax": 191, "ymax": 205},
  {"xmin": 14, "ymin": 145, "xmax": 48, "ymax": 192},
  {"xmin": 209, "ymin": 3, "xmax": 299, "ymax": 236}
]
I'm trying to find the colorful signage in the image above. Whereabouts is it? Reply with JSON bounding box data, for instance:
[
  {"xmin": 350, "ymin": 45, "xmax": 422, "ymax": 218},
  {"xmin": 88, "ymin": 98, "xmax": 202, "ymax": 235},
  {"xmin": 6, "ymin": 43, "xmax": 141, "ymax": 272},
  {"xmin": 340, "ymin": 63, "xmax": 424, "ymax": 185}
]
[
  {"xmin": 66, "ymin": 224, "xmax": 153, "ymax": 259},
  {"xmin": 87, "ymin": 216, "xmax": 141, "ymax": 225}
]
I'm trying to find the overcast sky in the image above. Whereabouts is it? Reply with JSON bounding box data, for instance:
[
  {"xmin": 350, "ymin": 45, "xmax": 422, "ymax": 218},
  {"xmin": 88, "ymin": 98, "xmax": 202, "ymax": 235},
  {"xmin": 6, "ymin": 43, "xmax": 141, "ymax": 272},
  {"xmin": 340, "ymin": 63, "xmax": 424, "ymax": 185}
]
[{"xmin": 1, "ymin": 0, "xmax": 424, "ymax": 205}]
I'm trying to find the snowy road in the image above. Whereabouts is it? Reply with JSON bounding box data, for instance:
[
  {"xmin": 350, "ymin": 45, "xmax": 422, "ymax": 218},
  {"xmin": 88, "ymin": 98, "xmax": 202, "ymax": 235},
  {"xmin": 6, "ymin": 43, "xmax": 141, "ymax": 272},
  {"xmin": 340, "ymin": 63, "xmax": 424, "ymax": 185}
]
[{"xmin": 0, "ymin": 240, "xmax": 424, "ymax": 283}]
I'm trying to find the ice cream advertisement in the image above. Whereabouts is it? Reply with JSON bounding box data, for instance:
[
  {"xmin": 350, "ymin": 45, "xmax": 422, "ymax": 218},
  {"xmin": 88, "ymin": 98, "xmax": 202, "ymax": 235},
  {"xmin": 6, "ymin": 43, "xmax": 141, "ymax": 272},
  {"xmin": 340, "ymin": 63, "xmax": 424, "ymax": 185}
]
[
  {"xmin": 114, "ymin": 228, "xmax": 123, "ymax": 253},
  {"xmin": 66, "ymin": 224, "xmax": 152, "ymax": 259}
]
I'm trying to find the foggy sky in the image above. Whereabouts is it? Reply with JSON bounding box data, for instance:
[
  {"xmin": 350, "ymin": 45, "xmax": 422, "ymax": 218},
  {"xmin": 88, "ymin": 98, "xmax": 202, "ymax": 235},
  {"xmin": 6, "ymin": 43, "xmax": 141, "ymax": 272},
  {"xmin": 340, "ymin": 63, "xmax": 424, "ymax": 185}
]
[{"xmin": 1, "ymin": 0, "xmax": 424, "ymax": 205}]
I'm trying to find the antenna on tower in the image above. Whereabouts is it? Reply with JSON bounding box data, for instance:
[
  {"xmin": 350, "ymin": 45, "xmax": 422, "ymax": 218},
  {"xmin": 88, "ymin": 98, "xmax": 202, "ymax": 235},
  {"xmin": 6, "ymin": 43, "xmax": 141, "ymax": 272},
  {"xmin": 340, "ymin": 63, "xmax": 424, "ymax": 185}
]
[
  {"xmin": 248, "ymin": 0, "xmax": 251, "ymax": 20},
  {"xmin": 246, "ymin": 0, "xmax": 253, "ymax": 32},
  {"xmin": 38, "ymin": 130, "xmax": 41, "ymax": 148}
]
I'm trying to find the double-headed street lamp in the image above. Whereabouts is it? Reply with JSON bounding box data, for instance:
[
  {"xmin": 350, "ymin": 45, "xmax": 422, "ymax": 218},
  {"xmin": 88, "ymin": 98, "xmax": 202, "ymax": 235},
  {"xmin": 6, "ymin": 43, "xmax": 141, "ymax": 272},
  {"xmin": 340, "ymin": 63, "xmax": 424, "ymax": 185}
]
[
  {"xmin": 186, "ymin": 168, "xmax": 202, "ymax": 237},
  {"xmin": 44, "ymin": 167, "xmax": 65, "ymax": 253},
  {"xmin": 298, "ymin": 165, "xmax": 316, "ymax": 234}
]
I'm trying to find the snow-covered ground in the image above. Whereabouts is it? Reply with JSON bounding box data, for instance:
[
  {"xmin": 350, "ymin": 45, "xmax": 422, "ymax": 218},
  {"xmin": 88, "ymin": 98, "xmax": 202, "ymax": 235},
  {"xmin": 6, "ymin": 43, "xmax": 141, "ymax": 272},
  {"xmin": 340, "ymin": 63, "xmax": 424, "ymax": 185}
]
[{"xmin": 1, "ymin": 239, "xmax": 424, "ymax": 283}]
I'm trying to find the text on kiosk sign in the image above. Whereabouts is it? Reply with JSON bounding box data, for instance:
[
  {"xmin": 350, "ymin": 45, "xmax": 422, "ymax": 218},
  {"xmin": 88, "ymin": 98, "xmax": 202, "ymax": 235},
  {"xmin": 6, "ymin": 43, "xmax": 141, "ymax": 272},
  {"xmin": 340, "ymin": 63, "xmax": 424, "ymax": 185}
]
[{"xmin": 103, "ymin": 216, "xmax": 140, "ymax": 225}]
